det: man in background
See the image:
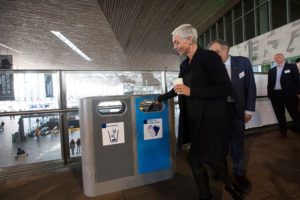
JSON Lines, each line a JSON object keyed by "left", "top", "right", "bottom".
{"left": 267, "top": 53, "right": 300, "bottom": 137}
{"left": 208, "top": 39, "right": 256, "bottom": 192}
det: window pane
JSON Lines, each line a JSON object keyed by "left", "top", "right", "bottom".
{"left": 256, "top": 0, "right": 267, "bottom": 6}
{"left": 0, "top": 72, "right": 60, "bottom": 112}
{"left": 245, "top": 11, "right": 255, "bottom": 40}
{"left": 291, "top": 0, "right": 300, "bottom": 22}
{"left": 211, "top": 25, "right": 217, "bottom": 41}
{"left": 257, "top": 3, "right": 269, "bottom": 35}
{"left": 68, "top": 111, "right": 80, "bottom": 158}
{"left": 271, "top": 0, "right": 287, "bottom": 29}
{"left": 65, "top": 71, "right": 162, "bottom": 108}
{"left": 234, "top": 3, "right": 242, "bottom": 20}
{"left": 205, "top": 30, "right": 210, "bottom": 47}
{"left": 225, "top": 12, "right": 233, "bottom": 46}
{"left": 234, "top": 18, "right": 243, "bottom": 44}
{"left": 217, "top": 18, "right": 224, "bottom": 40}
{"left": 199, "top": 34, "right": 205, "bottom": 48}
{"left": 244, "top": 0, "right": 254, "bottom": 13}
{"left": 0, "top": 114, "right": 62, "bottom": 167}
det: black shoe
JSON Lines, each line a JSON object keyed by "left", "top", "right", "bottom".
{"left": 234, "top": 175, "right": 252, "bottom": 190}
{"left": 225, "top": 183, "right": 244, "bottom": 200}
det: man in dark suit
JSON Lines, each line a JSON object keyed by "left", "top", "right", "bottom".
{"left": 267, "top": 53, "right": 300, "bottom": 137}
{"left": 208, "top": 39, "right": 256, "bottom": 191}
{"left": 157, "top": 24, "right": 244, "bottom": 200}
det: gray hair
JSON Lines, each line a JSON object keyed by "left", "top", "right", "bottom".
{"left": 172, "top": 24, "right": 198, "bottom": 43}
{"left": 207, "top": 39, "right": 230, "bottom": 50}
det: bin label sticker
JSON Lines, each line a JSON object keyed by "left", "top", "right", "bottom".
{"left": 101, "top": 122, "right": 125, "bottom": 146}
{"left": 143, "top": 118, "right": 163, "bottom": 140}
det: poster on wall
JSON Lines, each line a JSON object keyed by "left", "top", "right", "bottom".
{"left": 44, "top": 74, "right": 53, "bottom": 97}
{"left": 0, "top": 55, "right": 14, "bottom": 101}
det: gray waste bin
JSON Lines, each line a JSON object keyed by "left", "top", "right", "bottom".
{"left": 79, "top": 95, "right": 175, "bottom": 197}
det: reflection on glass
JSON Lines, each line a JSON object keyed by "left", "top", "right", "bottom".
{"left": 66, "top": 71, "right": 162, "bottom": 108}
{"left": 245, "top": 11, "right": 255, "bottom": 40}
{"left": 291, "top": 0, "right": 300, "bottom": 21}
{"left": 234, "top": 18, "right": 243, "bottom": 44}
{"left": 217, "top": 18, "right": 224, "bottom": 40}
{"left": 205, "top": 30, "right": 210, "bottom": 47}
{"left": 233, "top": 3, "right": 242, "bottom": 20}
{"left": 199, "top": 35, "right": 205, "bottom": 48}
{"left": 0, "top": 72, "right": 59, "bottom": 112}
{"left": 211, "top": 25, "right": 217, "bottom": 41}
{"left": 0, "top": 114, "right": 62, "bottom": 167}
{"left": 244, "top": 0, "right": 254, "bottom": 13}
{"left": 271, "top": 0, "right": 287, "bottom": 29}
{"left": 225, "top": 12, "right": 233, "bottom": 46}
{"left": 67, "top": 112, "right": 80, "bottom": 158}
{"left": 257, "top": 3, "right": 269, "bottom": 35}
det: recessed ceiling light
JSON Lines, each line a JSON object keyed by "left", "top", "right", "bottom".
{"left": 0, "top": 43, "right": 22, "bottom": 53}
{"left": 51, "top": 31, "right": 91, "bottom": 61}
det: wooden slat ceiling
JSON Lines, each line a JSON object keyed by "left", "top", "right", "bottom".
{"left": 0, "top": 0, "right": 238, "bottom": 71}
{"left": 97, "top": 0, "right": 239, "bottom": 70}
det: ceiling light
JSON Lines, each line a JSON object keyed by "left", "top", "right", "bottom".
{"left": 0, "top": 43, "right": 22, "bottom": 53}
{"left": 51, "top": 31, "right": 91, "bottom": 61}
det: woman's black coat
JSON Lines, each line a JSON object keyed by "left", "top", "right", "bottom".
{"left": 158, "top": 47, "right": 232, "bottom": 162}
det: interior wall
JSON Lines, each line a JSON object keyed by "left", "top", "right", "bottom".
{"left": 230, "top": 19, "right": 300, "bottom": 64}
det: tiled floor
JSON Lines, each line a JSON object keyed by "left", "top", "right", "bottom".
{"left": 0, "top": 130, "right": 300, "bottom": 200}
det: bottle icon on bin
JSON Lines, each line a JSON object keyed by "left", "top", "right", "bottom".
{"left": 147, "top": 125, "right": 160, "bottom": 137}
{"left": 108, "top": 128, "right": 119, "bottom": 143}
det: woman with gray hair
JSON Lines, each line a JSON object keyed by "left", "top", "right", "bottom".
{"left": 157, "top": 24, "right": 244, "bottom": 200}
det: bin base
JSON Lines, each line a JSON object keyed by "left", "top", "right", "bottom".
{"left": 83, "top": 169, "right": 173, "bottom": 197}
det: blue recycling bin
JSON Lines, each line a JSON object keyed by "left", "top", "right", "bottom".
{"left": 134, "top": 95, "right": 171, "bottom": 174}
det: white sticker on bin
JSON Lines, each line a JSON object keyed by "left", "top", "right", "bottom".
{"left": 143, "top": 118, "right": 163, "bottom": 140}
{"left": 102, "top": 122, "right": 125, "bottom": 146}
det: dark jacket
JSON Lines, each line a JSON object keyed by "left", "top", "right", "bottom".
{"left": 158, "top": 47, "right": 232, "bottom": 162}
{"left": 230, "top": 56, "right": 256, "bottom": 118}
{"left": 267, "top": 63, "right": 300, "bottom": 98}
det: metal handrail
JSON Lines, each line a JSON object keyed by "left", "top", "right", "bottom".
{"left": 0, "top": 108, "right": 79, "bottom": 117}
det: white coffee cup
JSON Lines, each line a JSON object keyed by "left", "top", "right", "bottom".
{"left": 173, "top": 78, "right": 183, "bottom": 87}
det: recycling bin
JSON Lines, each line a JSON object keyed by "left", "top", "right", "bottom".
{"left": 134, "top": 95, "right": 172, "bottom": 174}
{"left": 79, "top": 95, "right": 175, "bottom": 197}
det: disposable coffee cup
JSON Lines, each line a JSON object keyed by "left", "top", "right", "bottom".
{"left": 173, "top": 78, "right": 183, "bottom": 87}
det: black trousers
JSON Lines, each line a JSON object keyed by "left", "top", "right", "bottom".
{"left": 270, "top": 90, "right": 300, "bottom": 133}
{"left": 188, "top": 158, "right": 233, "bottom": 198}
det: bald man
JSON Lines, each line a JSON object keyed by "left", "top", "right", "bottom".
{"left": 267, "top": 53, "right": 300, "bottom": 138}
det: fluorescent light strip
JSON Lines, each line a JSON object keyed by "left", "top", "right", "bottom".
{"left": 0, "top": 43, "right": 22, "bottom": 53}
{"left": 51, "top": 31, "right": 91, "bottom": 61}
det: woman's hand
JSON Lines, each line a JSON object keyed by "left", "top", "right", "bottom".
{"left": 174, "top": 84, "right": 190, "bottom": 96}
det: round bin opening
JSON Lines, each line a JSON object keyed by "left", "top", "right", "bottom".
{"left": 139, "top": 99, "right": 164, "bottom": 112}
{"left": 97, "top": 100, "right": 126, "bottom": 115}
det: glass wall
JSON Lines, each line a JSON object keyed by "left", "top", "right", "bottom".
{"left": 0, "top": 113, "right": 61, "bottom": 167}
{"left": 199, "top": 0, "right": 300, "bottom": 46}
{"left": 65, "top": 71, "right": 162, "bottom": 108}
{"left": 0, "top": 70, "right": 168, "bottom": 169}
{"left": 0, "top": 71, "right": 60, "bottom": 112}
{"left": 271, "top": 0, "right": 287, "bottom": 29}
{"left": 290, "top": 0, "right": 300, "bottom": 21}
{"left": 217, "top": 18, "right": 224, "bottom": 40}
{"left": 225, "top": 12, "right": 233, "bottom": 46}
{"left": 257, "top": 2, "right": 270, "bottom": 35}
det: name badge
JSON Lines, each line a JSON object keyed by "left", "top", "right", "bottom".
{"left": 284, "top": 70, "right": 291, "bottom": 74}
{"left": 239, "top": 71, "right": 245, "bottom": 79}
